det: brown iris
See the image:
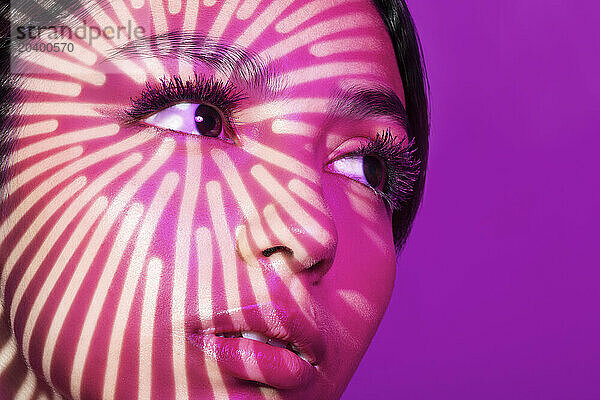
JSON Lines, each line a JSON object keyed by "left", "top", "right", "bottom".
{"left": 363, "top": 155, "right": 386, "bottom": 190}
{"left": 194, "top": 104, "right": 222, "bottom": 137}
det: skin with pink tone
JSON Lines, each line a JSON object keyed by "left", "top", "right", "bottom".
{"left": 0, "top": 0, "right": 413, "bottom": 399}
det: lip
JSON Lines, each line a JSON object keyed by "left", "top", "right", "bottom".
{"left": 185, "top": 302, "right": 325, "bottom": 389}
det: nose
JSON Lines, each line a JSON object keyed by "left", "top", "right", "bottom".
{"left": 235, "top": 172, "right": 337, "bottom": 284}
{"left": 239, "top": 210, "right": 337, "bottom": 283}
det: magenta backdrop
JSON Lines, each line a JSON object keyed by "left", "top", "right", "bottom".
{"left": 343, "top": 1, "right": 600, "bottom": 399}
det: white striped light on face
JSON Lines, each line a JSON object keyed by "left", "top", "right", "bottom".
{"left": 0, "top": 0, "right": 410, "bottom": 399}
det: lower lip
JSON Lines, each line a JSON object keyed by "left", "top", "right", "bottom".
{"left": 188, "top": 334, "right": 316, "bottom": 389}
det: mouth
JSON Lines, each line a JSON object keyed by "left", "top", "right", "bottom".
{"left": 185, "top": 303, "right": 324, "bottom": 390}
{"left": 213, "top": 330, "right": 314, "bottom": 365}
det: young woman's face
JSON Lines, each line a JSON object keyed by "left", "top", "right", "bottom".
{"left": 1, "top": 0, "right": 413, "bottom": 398}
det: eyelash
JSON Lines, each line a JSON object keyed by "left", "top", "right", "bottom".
{"left": 346, "top": 129, "right": 421, "bottom": 212}
{"left": 124, "top": 74, "right": 247, "bottom": 132}
{"left": 125, "top": 75, "right": 420, "bottom": 212}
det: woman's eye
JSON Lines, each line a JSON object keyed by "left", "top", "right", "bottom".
{"left": 328, "top": 155, "right": 386, "bottom": 191}
{"left": 143, "top": 103, "right": 225, "bottom": 139}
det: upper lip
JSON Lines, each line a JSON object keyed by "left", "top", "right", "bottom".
{"left": 185, "top": 302, "right": 325, "bottom": 366}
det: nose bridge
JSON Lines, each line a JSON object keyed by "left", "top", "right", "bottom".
{"left": 235, "top": 163, "right": 338, "bottom": 280}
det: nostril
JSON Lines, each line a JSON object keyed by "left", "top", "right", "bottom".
{"left": 262, "top": 246, "right": 293, "bottom": 258}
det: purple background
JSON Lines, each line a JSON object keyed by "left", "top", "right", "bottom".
{"left": 343, "top": 1, "right": 600, "bottom": 399}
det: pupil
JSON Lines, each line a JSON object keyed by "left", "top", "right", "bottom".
{"left": 363, "top": 155, "right": 385, "bottom": 189}
{"left": 194, "top": 104, "right": 222, "bottom": 137}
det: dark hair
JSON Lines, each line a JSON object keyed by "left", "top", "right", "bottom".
{"left": 0, "top": 0, "right": 428, "bottom": 252}
{"left": 0, "top": 3, "right": 20, "bottom": 208}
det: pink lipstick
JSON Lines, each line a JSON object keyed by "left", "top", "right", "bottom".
{"left": 186, "top": 302, "right": 324, "bottom": 389}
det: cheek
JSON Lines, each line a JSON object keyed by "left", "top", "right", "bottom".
{"left": 317, "top": 171, "right": 396, "bottom": 371}
{"left": 322, "top": 171, "right": 396, "bottom": 291}
{"left": 0, "top": 131, "right": 183, "bottom": 397}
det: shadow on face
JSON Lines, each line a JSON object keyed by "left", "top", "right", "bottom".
{"left": 0, "top": 0, "right": 424, "bottom": 399}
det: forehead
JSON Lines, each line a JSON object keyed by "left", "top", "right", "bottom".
{"left": 32, "top": 0, "right": 405, "bottom": 102}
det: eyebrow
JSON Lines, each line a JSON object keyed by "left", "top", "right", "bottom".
{"left": 106, "top": 32, "right": 407, "bottom": 129}
{"left": 328, "top": 85, "right": 408, "bottom": 130}
{"left": 104, "top": 31, "right": 283, "bottom": 95}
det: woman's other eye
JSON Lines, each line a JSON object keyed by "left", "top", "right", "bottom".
{"left": 325, "top": 131, "right": 420, "bottom": 212}
{"left": 144, "top": 103, "right": 226, "bottom": 140}
{"left": 327, "top": 155, "right": 386, "bottom": 191}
